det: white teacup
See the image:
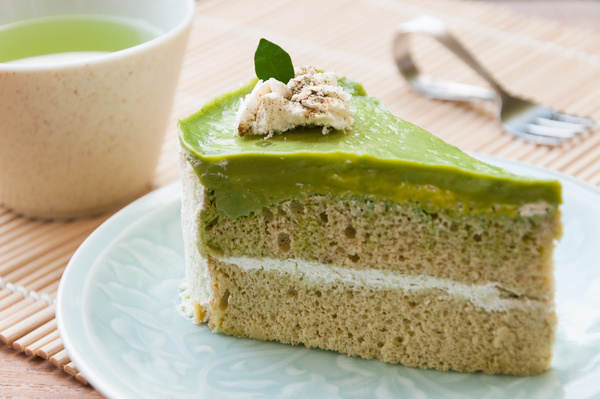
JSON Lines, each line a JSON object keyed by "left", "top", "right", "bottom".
{"left": 0, "top": 0, "right": 194, "bottom": 219}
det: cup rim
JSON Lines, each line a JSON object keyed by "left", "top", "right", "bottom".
{"left": 0, "top": 0, "right": 195, "bottom": 71}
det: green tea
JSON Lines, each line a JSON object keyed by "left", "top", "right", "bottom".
{"left": 0, "top": 14, "right": 162, "bottom": 63}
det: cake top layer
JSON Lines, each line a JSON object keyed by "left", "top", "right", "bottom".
{"left": 179, "top": 77, "right": 561, "bottom": 218}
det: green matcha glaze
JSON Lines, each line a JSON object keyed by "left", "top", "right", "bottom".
{"left": 178, "top": 78, "right": 561, "bottom": 219}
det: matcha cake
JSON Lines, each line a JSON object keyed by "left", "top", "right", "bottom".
{"left": 178, "top": 51, "right": 561, "bottom": 375}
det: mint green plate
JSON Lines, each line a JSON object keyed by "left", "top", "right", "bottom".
{"left": 57, "top": 155, "right": 600, "bottom": 399}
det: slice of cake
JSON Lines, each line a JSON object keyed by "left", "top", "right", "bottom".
{"left": 178, "top": 44, "right": 561, "bottom": 376}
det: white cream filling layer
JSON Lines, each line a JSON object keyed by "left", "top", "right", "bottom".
{"left": 220, "top": 256, "right": 540, "bottom": 313}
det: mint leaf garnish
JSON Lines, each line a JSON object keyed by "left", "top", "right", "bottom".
{"left": 254, "top": 38, "right": 295, "bottom": 84}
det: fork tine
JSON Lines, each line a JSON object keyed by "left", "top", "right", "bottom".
{"left": 550, "top": 112, "right": 597, "bottom": 128}
{"left": 525, "top": 124, "right": 579, "bottom": 139}
{"left": 503, "top": 126, "right": 564, "bottom": 146}
{"left": 535, "top": 117, "right": 587, "bottom": 133}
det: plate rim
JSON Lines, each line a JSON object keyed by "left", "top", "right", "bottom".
{"left": 56, "top": 181, "right": 182, "bottom": 398}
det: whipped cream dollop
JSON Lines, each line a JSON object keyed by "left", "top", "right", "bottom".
{"left": 234, "top": 66, "right": 355, "bottom": 137}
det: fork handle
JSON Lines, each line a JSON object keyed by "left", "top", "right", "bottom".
{"left": 394, "top": 15, "right": 503, "bottom": 103}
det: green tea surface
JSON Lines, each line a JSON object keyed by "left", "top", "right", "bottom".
{"left": 0, "top": 14, "right": 161, "bottom": 63}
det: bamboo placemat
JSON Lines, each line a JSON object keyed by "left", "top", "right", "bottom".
{"left": 1, "top": 0, "right": 600, "bottom": 387}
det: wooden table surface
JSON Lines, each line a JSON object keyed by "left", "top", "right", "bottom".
{"left": 1, "top": 1, "right": 599, "bottom": 398}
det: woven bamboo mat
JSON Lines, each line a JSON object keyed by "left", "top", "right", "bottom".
{"left": 1, "top": 0, "right": 600, "bottom": 386}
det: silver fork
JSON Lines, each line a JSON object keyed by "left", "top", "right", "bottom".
{"left": 393, "top": 15, "right": 596, "bottom": 146}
